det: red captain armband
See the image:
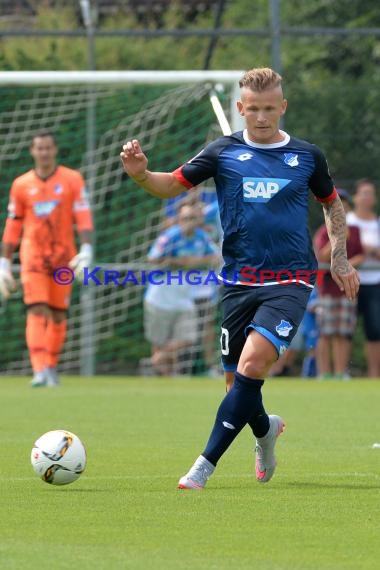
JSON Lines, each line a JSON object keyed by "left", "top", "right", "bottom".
{"left": 171, "top": 167, "right": 194, "bottom": 189}
{"left": 314, "top": 187, "right": 338, "bottom": 204}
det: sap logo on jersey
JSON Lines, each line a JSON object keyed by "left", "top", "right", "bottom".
{"left": 33, "top": 200, "right": 59, "bottom": 217}
{"left": 243, "top": 178, "right": 291, "bottom": 203}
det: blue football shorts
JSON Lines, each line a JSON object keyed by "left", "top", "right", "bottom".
{"left": 220, "top": 283, "right": 312, "bottom": 372}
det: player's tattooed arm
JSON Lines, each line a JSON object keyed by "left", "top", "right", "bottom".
{"left": 322, "top": 198, "right": 360, "bottom": 300}
{"left": 322, "top": 198, "right": 349, "bottom": 272}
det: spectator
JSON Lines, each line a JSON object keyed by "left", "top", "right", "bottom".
{"left": 162, "top": 195, "right": 222, "bottom": 377}
{"left": 346, "top": 179, "right": 380, "bottom": 378}
{"left": 144, "top": 203, "right": 219, "bottom": 376}
{"left": 314, "top": 189, "right": 364, "bottom": 379}
{"left": 203, "top": 198, "right": 223, "bottom": 247}
{"left": 162, "top": 187, "right": 215, "bottom": 230}
{"left": 190, "top": 203, "right": 222, "bottom": 377}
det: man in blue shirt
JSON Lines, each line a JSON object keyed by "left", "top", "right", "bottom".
{"left": 162, "top": 196, "right": 222, "bottom": 376}
{"left": 120, "top": 67, "right": 359, "bottom": 490}
{"left": 145, "top": 203, "right": 219, "bottom": 376}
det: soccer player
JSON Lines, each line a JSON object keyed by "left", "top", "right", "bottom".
{"left": 120, "top": 67, "right": 359, "bottom": 489}
{"left": 0, "top": 131, "right": 93, "bottom": 387}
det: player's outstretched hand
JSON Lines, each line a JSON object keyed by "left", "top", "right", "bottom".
{"left": 331, "top": 262, "right": 360, "bottom": 301}
{"left": 69, "top": 244, "right": 93, "bottom": 281}
{"left": 0, "top": 257, "right": 16, "bottom": 300}
{"left": 120, "top": 139, "right": 148, "bottom": 181}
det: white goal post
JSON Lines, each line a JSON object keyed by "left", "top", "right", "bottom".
{"left": 0, "top": 70, "right": 244, "bottom": 377}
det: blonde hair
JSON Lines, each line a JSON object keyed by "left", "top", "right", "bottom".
{"left": 239, "top": 67, "right": 282, "bottom": 92}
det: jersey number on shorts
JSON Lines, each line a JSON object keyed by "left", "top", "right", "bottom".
{"left": 220, "top": 327, "right": 229, "bottom": 355}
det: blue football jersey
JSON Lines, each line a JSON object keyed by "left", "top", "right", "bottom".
{"left": 173, "top": 130, "right": 336, "bottom": 285}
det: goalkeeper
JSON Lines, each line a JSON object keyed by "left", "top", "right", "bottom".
{"left": 0, "top": 131, "right": 93, "bottom": 387}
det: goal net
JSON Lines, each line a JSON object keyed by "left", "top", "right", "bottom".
{"left": 0, "top": 71, "right": 242, "bottom": 376}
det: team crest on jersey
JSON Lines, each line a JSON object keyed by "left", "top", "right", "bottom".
{"left": 33, "top": 200, "right": 59, "bottom": 217}
{"left": 283, "top": 153, "right": 299, "bottom": 167}
{"left": 275, "top": 320, "right": 293, "bottom": 337}
{"left": 243, "top": 178, "right": 290, "bottom": 203}
{"left": 54, "top": 184, "right": 63, "bottom": 194}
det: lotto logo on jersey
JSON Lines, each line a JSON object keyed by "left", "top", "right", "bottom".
{"left": 33, "top": 200, "right": 59, "bottom": 217}
{"left": 242, "top": 178, "right": 291, "bottom": 202}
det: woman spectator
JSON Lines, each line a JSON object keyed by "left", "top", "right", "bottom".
{"left": 346, "top": 179, "right": 380, "bottom": 378}
{"left": 314, "top": 189, "right": 364, "bottom": 379}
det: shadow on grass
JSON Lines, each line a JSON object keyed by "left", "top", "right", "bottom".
{"left": 53, "top": 488, "right": 114, "bottom": 493}
{"left": 184, "top": 479, "right": 380, "bottom": 492}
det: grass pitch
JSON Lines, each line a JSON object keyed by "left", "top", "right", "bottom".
{"left": 0, "top": 376, "right": 379, "bottom": 570}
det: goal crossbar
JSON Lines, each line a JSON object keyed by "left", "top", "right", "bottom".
{"left": 0, "top": 70, "right": 244, "bottom": 86}
{"left": 0, "top": 71, "right": 244, "bottom": 132}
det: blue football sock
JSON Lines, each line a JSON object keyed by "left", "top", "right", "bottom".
{"left": 202, "top": 372, "right": 265, "bottom": 466}
{"left": 247, "top": 397, "right": 270, "bottom": 438}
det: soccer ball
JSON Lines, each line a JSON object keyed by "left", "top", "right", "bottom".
{"left": 31, "top": 430, "right": 86, "bottom": 486}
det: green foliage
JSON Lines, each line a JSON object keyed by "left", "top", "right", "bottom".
{"left": 0, "top": 301, "right": 27, "bottom": 369}
{"left": 285, "top": 75, "right": 380, "bottom": 187}
{"left": 0, "top": 0, "right": 379, "bottom": 77}
{"left": 0, "top": 6, "right": 87, "bottom": 70}
{"left": 281, "top": 0, "right": 380, "bottom": 77}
